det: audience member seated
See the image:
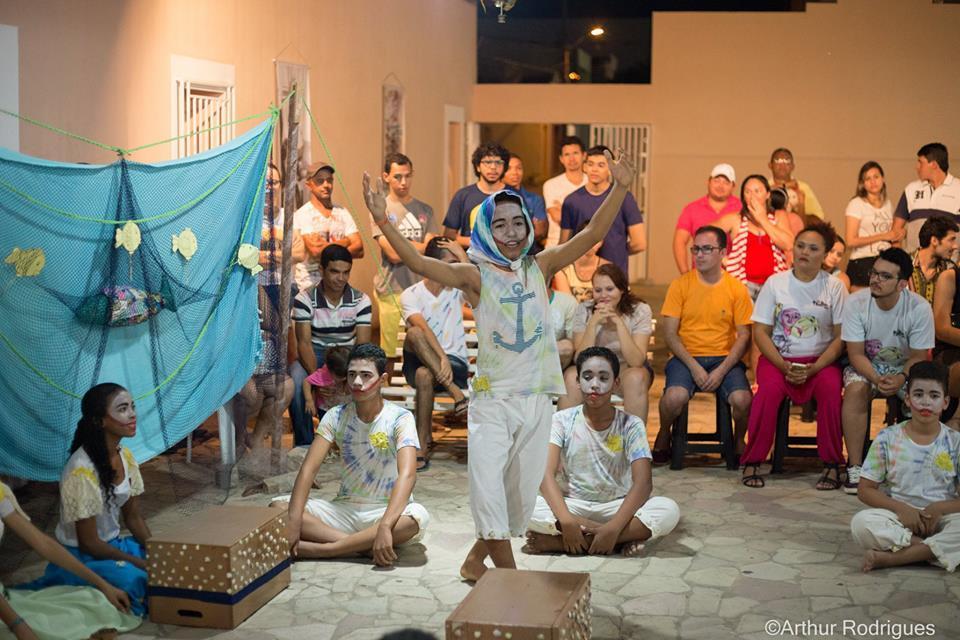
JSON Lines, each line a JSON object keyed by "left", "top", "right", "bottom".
{"left": 273, "top": 344, "right": 429, "bottom": 565}
{"left": 559, "top": 145, "right": 645, "bottom": 278}
{"left": 892, "top": 142, "right": 960, "bottom": 254}
{"left": 716, "top": 174, "right": 794, "bottom": 300}
{"left": 371, "top": 152, "right": 437, "bottom": 365}
{"left": 851, "top": 361, "right": 960, "bottom": 573}
{"left": 550, "top": 288, "right": 578, "bottom": 370}
{"left": 503, "top": 152, "right": 548, "bottom": 252}
{"left": 768, "top": 147, "right": 825, "bottom": 220}
{"left": 844, "top": 161, "right": 899, "bottom": 291}
{"left": 841, "top": 248, "right": 934, "bottom": 495}
{"left": 292, "top": 162, "right": 363, "bottom": 292}
{"left": 907, "top": 216, "right": 958, "bottom": 304}
{"left": 303, "top": 345, "right": 351, "bottom": 418}
{"left": 523, "top": 347, "right": 679, "bottom": 557}
{"left": 542, "top": 136, "right": 588, "bottom": 248}
{"left": 559, "top": 264, "right": 653, "bottom": 423}
{"left": 290, "top": 245, "right": 372, "bottom": 446}
{"left": 655, "top": 225, "right": 754, "bottom": 464}
{"left": 442, "top": 142, "right": 509, "bottom": 249}
{"left": 932, "top": 258, "right": 960, "bottom": 428}
{"left": 672, "top": 163, "right": 741, "bottom": 273}
{"left": 399, "top": 237, "right": 470, "bottom": 469}
{"left": 553, "top": 222, "right": 607, "bottom": 302}
{"left": 823, "top": 236, "right": 851, "bottom": 291}
{"left": 21, "top": 384, "right": 150, "bottom": 616}
{"left": 740, "top": 222, "right": 848, "bottom": 490}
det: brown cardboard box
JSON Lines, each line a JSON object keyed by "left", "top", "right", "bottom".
{"left": 445, "top": 569, "right": 591, "bottom": 640}
{"left": 146, "top": 505, "right": 290, "bottom": 629}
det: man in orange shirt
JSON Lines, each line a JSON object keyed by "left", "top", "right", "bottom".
{"left": 654, "top": 225, "right": 754, "bottom": 464}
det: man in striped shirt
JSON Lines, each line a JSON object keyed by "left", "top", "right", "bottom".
{"left": 290, "top": 245, "right": 372, "bottom": 445}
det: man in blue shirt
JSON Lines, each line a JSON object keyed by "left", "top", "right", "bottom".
{"left": 503, "top": 152, "right": 548, "bottom": 254}
{"left": 442, "top": 142, "right": 509, "bottom": 249}
{"left": 560, "top": 145, "right": 645, "bottom": 277}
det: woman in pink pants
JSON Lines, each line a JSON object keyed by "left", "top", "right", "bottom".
{"left": 741, "top": 221, "right": 849, "bottom": 489}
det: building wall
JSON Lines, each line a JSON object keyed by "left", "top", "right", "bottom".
{"left": 0, "top": 0, "right": 477, "bottom": 289}
{"left": 473, "top": 0, "right": 960, "bottom": 284}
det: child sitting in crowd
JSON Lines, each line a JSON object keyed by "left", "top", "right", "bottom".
{"left": 851, "top": 360, "right": 960, "bottom": 572}
{"left": 302, "top": 345, "right": 351, "bottom": 418}
{"left": 523, "top": 346, "right": 679, "bottom": 557}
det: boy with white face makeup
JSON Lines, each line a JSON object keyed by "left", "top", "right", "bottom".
{"left": 363, "top": 151, "right": 636, "bottom": 581}
{"left": 524, "top": 347, "right": 679, "bottom": 557}
{"left": 272, "top": 344, "right": 429, "bottom": 567}
{"left": 852, "top": 361, "right": 960, "bottom": 573}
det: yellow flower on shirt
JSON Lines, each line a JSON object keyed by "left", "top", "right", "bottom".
{"left": 369, "top": 432, "right": 390, "bottom": 452}
{"left": 934, "top": 451, "right": 953, "bottom": 473}
{"left": 472, "top": 375, "right": 491, "bottom": 393}
{"left": 605, "top": 435, "right": 623, "bottom": 453}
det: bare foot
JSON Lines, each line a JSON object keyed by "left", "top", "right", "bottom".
{"left": 621, "top": 540, "right": 646, "bottom": 557}
{"left": 862, "top": 549, "right": 890, "bottom": 572}
{"left": 459, "top": 557, "right": 487, "bottom": 583}
{"left": 521, "top": 531, "right": 564, "bottom": 555}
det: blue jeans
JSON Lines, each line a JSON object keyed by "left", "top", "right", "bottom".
{"left": 289, "top": 344, "right": 326, "bottom": 446}
{"left": 664, "top": 356, "right": 750, "bottom": 401}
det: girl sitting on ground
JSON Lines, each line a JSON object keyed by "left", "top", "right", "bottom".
{"left": 303, "top": 345, "right": 351, "bottom": 418}
{"left": 21, "top": 383, "right": 151, "bottom": 616}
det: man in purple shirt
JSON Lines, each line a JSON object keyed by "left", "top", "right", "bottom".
{"left": 673, "top": 163, "right": 742, "bottom": 273}
{"left": 559, "top": 145, "right": 645, "bottom": 277}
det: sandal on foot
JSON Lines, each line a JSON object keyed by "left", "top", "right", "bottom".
{"left": 452, "top": 396, "right": 469, "bottom": 415}
{"left": 815, "top": 463, "right": 842, "bottom": 491}
{"left": 416, "top": 456, "right": 431, "bottom": 472}
{"left": 741, "top": 464, "right": 765, "bottom": 488}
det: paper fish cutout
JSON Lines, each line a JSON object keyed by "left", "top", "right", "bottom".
{"left": 4, "top": 247, "right": 46, "bottom": 277}
{"left": 114, "top": 221, "right": 142, "bottom": 255}
{"left": 237, "top": 243, "right": 263, "bottom": 276}
{"left": 76, "top": 281, "right": 177, "bottom": 327}
{"left": 172, "top": 228, "right": 198, "bottom": 261}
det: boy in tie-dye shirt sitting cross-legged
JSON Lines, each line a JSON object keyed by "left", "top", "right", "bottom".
{"left": 524, "top": 347, "right": 680, "bottom": 557}
{"left": 272, "top": 344, "right": 429, "bottom": 566}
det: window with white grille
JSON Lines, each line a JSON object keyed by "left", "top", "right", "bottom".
{"left": 170, "top": 55, "right": 236, "bottom": 159}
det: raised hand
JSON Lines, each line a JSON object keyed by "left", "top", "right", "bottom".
{"left": 606, "top": 148, "right": 636, "bottom": 187}
{"left": 436, "top": 236, "right": 468, "bottom": 263}
{"left": 362, "top": 172, "right": 388, "bottom": 223}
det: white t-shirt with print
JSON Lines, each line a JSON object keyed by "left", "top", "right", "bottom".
{"left": 550, "top": 405, "right": 651, "bottom": 503}
{"left": 316, "top": 401, "right": 420, "bottom": 505}
{"left": 845, "top": 197, "right": 894, "bottom": 260}
{"left": 55, "top": 446, "right": 144, "bottom": 548}
{"left": 861, "top": 422, "right": 960, "bottom": 509}
{"left": 752, "top": 270, "right": 847, "bottom": 358}
{"left": 293, "top": 201, "right": 359, "bottom": 291}
{"left": 841, "top": 289, "right": 934, "bottom": 372}
{"left": 400, "top": 281, "right": 467, "bottom": 361}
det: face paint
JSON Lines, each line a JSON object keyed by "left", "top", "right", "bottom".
{"left": 490, "top": 201, "right": 529, "bottom": 256}
{"left": 348, "top": 360, "right": 382, "bottom": 396}
{"left": 578, "top": 356, "right": 615, "bottom": 399}
{"left": 906, "top": 379, "right": 947, "bottom": 419}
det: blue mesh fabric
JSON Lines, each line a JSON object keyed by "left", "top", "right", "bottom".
{"left": 0, "top": 120, "right": 274, "bottom": 480}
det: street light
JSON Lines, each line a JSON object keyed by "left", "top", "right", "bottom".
{"left": 563, "top": 25, "right": 605, "bottom": 83}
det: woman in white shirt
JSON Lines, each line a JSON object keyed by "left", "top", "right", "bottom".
{"left": 845, "top": 161, "right": 901, "bottom": 290}
{"left": 22, "top": 383, "right": 151, "bottom": 617}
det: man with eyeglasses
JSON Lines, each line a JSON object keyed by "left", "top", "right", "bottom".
{"left": 841, "top": 247, "right": 934, "bottom": 494}
{"left": 442, "top": 142, "right": 509, "bottom": 248}
{"left": 654, "top": 225, "right": 754, "bottom": 464}
{"left": 673, "top": 163, "right": 742, "bottom": 273}
{"left": 559, "top": 145, "right": 645, "bottom": 277}
{"left": 769, "top": 148, "right": 824, "bottom": 220}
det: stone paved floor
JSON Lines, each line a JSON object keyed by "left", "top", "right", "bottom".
{"left": 2, "top": 284, "right": 958, "bottom": 639}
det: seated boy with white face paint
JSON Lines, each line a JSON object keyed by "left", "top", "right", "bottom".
{"left": 272, "top": 344, "right": 429, "bottom": 566}
{"left": 524, "top": 346, "right": 680, "bottom": 557}
{"left": 851, "top": 360, "right": 960, "bottom": 573}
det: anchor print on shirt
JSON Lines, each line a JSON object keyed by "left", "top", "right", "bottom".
{"left": 492, "top": 283, "right": 543, "bottom": 353}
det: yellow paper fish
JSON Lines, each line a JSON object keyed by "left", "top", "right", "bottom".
{"left": 172, "top": 228, "right": 198, "bottom": 261}
{"left": 237, "top": 243, "right": 263, "bottom": 276}
{"left": 114, "top": 221, "right": 141, "bottom": 255}
{"left": 4, "top": 247, "right": 46, "bottom": 277}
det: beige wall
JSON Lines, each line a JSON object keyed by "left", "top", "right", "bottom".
{"left": 473, "top": 0, "right": 960, "bottom": 284}
{"left": 0, "top": 0, "right": 476, "bottom": 290}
